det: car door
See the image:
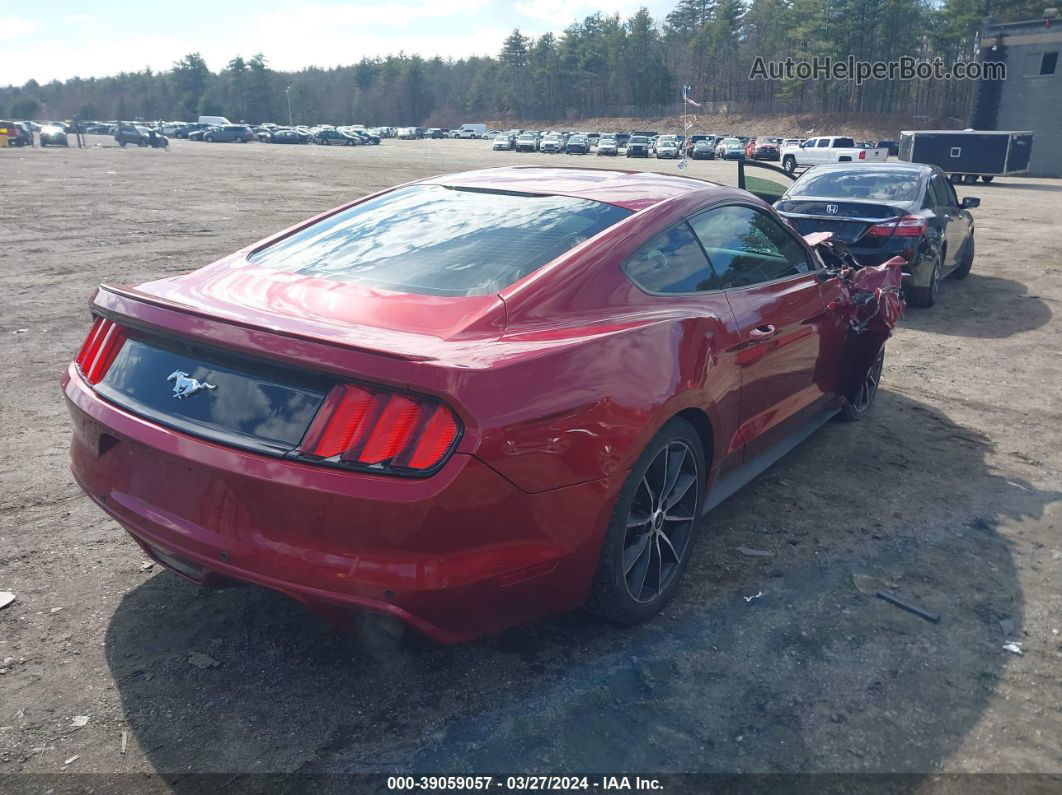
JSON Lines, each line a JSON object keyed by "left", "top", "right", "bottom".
{"left": 687, "top": 203, "right": 842, "bottom": 463}
{"left": 621, "top": 221, "right": 746, "bottom": 482}
{"left": 922, "top": 173, "right": 957, "bottom": 268}
{"left": 932, "top": 173, "right": 971, "bottom": 272}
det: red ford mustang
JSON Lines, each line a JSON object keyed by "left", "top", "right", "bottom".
{"left": 64, "top": 167, "right": 903, "bottom": 642}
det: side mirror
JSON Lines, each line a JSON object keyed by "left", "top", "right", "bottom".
{"left": 961, "top": 197, "right": 980, "bottom": 209}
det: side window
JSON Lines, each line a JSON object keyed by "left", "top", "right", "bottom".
{"left": 623, "top": 223, "right": 715, "bottom": 294}
{"left": 816, "top": 139, "right": 831, "bottom": 148}
{"left": 927, "top": 177, "right": 952, "bottom": 208}
{"left": 923, "top": 178, "right": 940, "bottom": 209}
{"left": 689, "top": 205, "right": 813, "bottom": 290}
{"left": 941, "top": 178, "right": 960, "bottom": 207}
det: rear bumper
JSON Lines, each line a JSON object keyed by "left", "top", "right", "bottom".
{"left": 64, "top": 366, "right": 621, "bottom": 642}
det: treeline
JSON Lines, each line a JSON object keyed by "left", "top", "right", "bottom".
{"left": 0, "top": 0, "right": 1047, "bottom": 126}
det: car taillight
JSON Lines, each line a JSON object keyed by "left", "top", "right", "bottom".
{"left": 74, "top": 317, "right": 127, "bottom": 384}
{"left": 866, "top": 214, "right": 927, "bottom": 238}
{"left": 859, "top": 150, "right": 867, "bottom": 160}
{"left": 300, "top": 383, "right": 460, "bottom": 474}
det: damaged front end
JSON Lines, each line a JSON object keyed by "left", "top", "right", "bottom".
{"left": 810, "top": 234, "right": 907, "bottom": 405}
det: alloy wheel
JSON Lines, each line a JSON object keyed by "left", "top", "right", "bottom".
{"left": 622, "top": 441, "right": 699, "bottom": 604}
{"left": 851, "top": 351, "right": 884, "bottom": 413}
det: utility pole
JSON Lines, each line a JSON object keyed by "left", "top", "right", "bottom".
{"left": 285, "top": 85, "right": 293, "bottom": 126}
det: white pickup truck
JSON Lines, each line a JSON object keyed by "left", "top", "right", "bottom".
{"left": 780, "top": 136, "right": 888, "bottom": 173}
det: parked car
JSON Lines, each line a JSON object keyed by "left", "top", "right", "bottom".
{"left": 114, "top": 123, "right": 150, "bottom": 147}
{"left": 746, "top": 137, "right": 781, "bottom": 161}
{"left": 39, "top": 124, "right": 69, "bottom": 147}
{"left": 625, "top": 135, "right": 651, "bottom": 158}
{"left": 690, "top": 139, "right": 715, "bottom": 160}
{"left": 492, "top": 134, "right": 515, "bottom": 151}
{"left": 171, "top": 123, "right": 205, "bottom": 139}
{"left": 315, "top": 129, "right": 361, "bottom": 146}
{"left": 565, "top": 134, "right": 590, "bottom": 154}
{"left": 268, "top": 128, "right": 304, "bottom": 144}
{"left": 774, "top": 162, "right": 978, "bottom": 307}
{"left": 539, "top": 133, "right": 564, "bottom": 153}
{"left": 8, "top": 121, "right": 34, "bottom": 146}
{"left": 348, "top": 129, "right": 380, "bottom": 145}
{"left": 781, "top": 136, "right": 888, "bottom": 173}
{"left": 715, "top": 137, "right": 745, "bottom": 159}
{"left": 515, "top": 133, "right": 539, "bottom": 152}
{"left": 0, "top": 120, "right": 19, "bottom": 146}
{"left": 187, "top": 127, "right": 212, "bottom": 141}
{"left": 655, "top": 135, "right": 681, "bottom": 159}
{"left": 455, "top": 123, "right": 487, "bottom": 138}
{"left": 64, "top": 165, "right": 904, "bottom": 642}
{"left": 596, "top": 135, "right": 619, "bottom": 156}
{"left": 876, "top": 140, "right": 899, "bottom": 157}
{"left": 204, "top": 125, "right": 254, "bottom": 143}
{"left": 396, "top": 127, "right": 420, "bottom": 140}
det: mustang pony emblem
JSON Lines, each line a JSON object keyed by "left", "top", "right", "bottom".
{"left": 167, "top": 371, "right": 217, "bottom": 399}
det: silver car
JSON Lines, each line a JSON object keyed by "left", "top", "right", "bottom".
{"left": 596, "top": 136, "right": 618, "bottom": 156}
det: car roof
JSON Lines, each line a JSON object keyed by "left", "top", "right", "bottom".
{"left": 421, "top": 166, "right": 720, "bottom": 212}
{"left": 806, "top": 162, "right": 932, "bottom": 174}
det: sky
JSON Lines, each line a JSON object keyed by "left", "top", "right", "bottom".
{"left": 1, "top": 1, "right": 675, "bottom": 86}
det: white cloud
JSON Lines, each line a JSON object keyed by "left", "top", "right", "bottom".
{"left": 0, "top": 16, "right": 40, "bottom": 40}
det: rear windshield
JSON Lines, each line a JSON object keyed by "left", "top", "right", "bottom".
{"left": 789, "top": 169, "right": 923, "bottom": 202}
{"left": 248, "top": 185, "right": 631, "bottom": 296}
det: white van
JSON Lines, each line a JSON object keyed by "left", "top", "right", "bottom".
{"left": 198, "top": 115, "right": 232, "bottom": 127}
{"left": 456, "top": 123, "right": 487, "bottom": 139}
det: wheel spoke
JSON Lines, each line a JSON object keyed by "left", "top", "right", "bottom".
{"left": 658, "top": 529, "right": 680, "bottom": 563}
{"left": 640, "top": 475, "right": 657, "bottom": 512}
{"left": 624, "top": 530, "right": 652, "bottom": 576}
{"left": 663, "top": 471, "right": 696, "bottom": 511}
{"left": 629, "top": 535, "right": 652, "bottom": 597}
{"left": 662, "top": 444, "right": 686, "bottom": 502}
{"left": 663, "top": 512, "right": 694, "bottom": 522}
{"left": 627, "top": 511, "right": 651, "bottom": 529}
{"left": 654, "top": 534, "right": 664, "bottom": 595}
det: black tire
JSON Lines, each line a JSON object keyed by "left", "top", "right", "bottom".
{"left": 235, "top": 136, "right": 245, "bottom": 143}
{"left": 205, "top": 135, "right": 214, "bottom": 142}
{"left": 782, "top": 155, "right": 796, "bottom": 174}
{"left": 840, "top": 349, "right": 884, "bottom": 422}
{"left": 586, "top": 417, "right": 705, "bottom": 625}
{"left": 909, "top": 250, "right": 943, "bottom": 308}
{"left": 118, "top": 141, "right": 126, "bottom": 148}
{"left": 981, "top": 175, "right": 994, "bottom": 183}
{"left": 950, "top": 235, "right": 974, "bottom": 280}
{"left": 950, "top": 173, "right": 961, "bottom": 183}
{"left": 963, "top": 174, "right": 979, "bottom": 185}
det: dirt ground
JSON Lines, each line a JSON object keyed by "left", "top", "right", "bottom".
{"left": 1, "top": 136, "right": 1060, "bottom": 787}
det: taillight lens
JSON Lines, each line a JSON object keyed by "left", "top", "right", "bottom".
{"left": 300, "top": 384, "right": 460, "bottom": 474}
{"left": 859, "top": 150, "right": 867, "bottom": 160}
{"left": 74, "top": 317, "right": 127, "bottom": 384}
{"left": 866, "top": 214, "right": 927, "bottom": 238}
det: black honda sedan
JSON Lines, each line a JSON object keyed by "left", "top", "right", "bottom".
{"left": 774, "top": 163, "right": 979, "bottom": 308}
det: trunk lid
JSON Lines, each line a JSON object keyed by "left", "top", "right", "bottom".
{"left": 775, "top": 199, "right": 912, "bottom": 243}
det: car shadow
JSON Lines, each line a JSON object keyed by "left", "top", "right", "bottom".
{"left": 903, "top": 272, "right": 1052, "bottom": 338}
{"left": 104, "top": 391, "right": 1059, "bottom": 782}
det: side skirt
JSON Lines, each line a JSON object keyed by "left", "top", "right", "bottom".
{"left": 702, "top": 406, "right": 840, "bottom": 514}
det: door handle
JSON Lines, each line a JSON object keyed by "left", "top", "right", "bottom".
{"left": 749, "top": 324, "right": 777, "bottom": 339}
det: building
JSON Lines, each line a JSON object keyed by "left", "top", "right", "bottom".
{"left": 971, "top": 9, "right": 1062, "bottom": 177}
